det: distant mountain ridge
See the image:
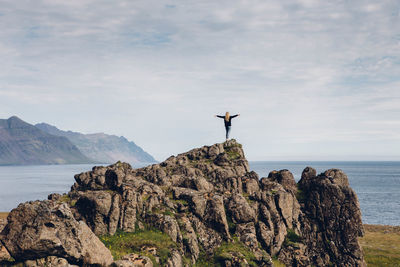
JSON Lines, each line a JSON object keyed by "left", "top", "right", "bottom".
{"left": 0, "top": 116, "right": 92, "bottom": 165}
{"left": 35, "top": 122, "right": 156, "bottom": 164}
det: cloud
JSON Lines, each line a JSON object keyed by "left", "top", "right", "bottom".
{"left": 0, "top": 0, "right": 400, "bottom": 160}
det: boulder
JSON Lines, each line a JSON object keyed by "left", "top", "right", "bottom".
{"left": 111, "top": 253, "right": 153, "bottom": 267}
{"left": 226, "top": 194, "right": 256, "bottom": 224}
{"left": 267, "top": 170, "right": 297, "bottom": 193}
{"left": 0, "top": 201, "right": 113, "bottom": 266}
{"left": 23, "top": 256, "right": 79, "bottom": 267}
{"left": 166, "top": 250, "right": 182, "bottom": 267}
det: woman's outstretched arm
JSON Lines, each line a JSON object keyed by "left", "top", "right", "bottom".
{"left": 215, "top": 115, "right": 225, "bottom": 118}
{"left": 230, "top": 114, "right": 240, "bottom": 119}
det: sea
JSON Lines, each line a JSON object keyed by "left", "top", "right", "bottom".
{"left": 0, "top": 161, "right": 399, "bottom": 226}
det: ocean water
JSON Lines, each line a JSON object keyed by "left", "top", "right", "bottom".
{"left": 0, "top": 161, "right": 398, "bottom": 225}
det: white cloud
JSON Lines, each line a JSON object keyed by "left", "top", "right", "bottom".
{"left": 0, "top": 0, "right": 400, "bottom": 160}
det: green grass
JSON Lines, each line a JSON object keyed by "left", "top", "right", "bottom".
{"left": 286, "top": 229, "right": 302, "bottom": 243}
{"left": 225, "top": 150, "right": 241, "bottom": 160}
{"left": 283, "top": 229, "right": 302, "bottom": 248}
{"left": 295, "top": 188, "right": 306, "bottom": 202}
{"left": 214, "top": 239, "right": 258, "bottom": 267}
{"left": 272, "top": 257, "right": 286, "bottom": 267}
{"left": 172, "top": 199, "right": 189, "bottom": 205}
{"left": 360, "top": 224, "right": 400, "bottom": 267}
{"left": 100, "top": 228, "right": 178, "bottom": 266}
{"left": 57, "top": 194, "right": 77, "bottom": 207}
{"left": 193, "top": 239, "right": 258, "bottom": 267}
{"left": 223, "top": 142, "right": 242, "bottom": 161}
{"left": 225, "top": 213, "right": 236, "bottom": 234}
{"left": 194, "top": 250, "right": 217, "bottom": 266}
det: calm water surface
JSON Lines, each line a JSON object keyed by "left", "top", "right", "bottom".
{"left": 0, "top": 161, "right": 398, "bottom": 225}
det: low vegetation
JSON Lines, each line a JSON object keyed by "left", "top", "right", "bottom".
{"left": 295, "top": 187, "right": 306, "bottom": 202}
{"left": 99, "top": 227, "right": 178, "bottom": 266}
{"left": 224, "top": 141, "right": 242, "bottom": 160}
{"left": 283, "top": 228, "right": 302, "bottom": 248}
{"left": 0, "top": 212, "right": 8, "bottom": 219}
{"left": 272, "top": 257, "right": 286, "bottom": 267}
{"left": 360, "top": 224, "right": 400, "bottom": 267}
{"left": 57, "top": 194, "right": 77, "bottom": 207}
{"left": 214, "top": 240, "right": 258, "bottom": 266}
{"left": 194, "top": 238, "right": 258, "bottom": 267}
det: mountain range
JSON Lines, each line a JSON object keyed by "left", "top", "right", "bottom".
{"left": 35, "top": 122, "right": 156, "bottom": 164}
{"left": 0, "top": 116, "right": 156, "bottom": 165}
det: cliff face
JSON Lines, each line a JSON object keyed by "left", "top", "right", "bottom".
{"left": 0, "top": 140, "right": 365, "bottom": 266}
{"left": 36, "top": 123, "right": 156, "bottom": 164}
{"left": 0, "top": 116, "right": 93, "bottom": 165}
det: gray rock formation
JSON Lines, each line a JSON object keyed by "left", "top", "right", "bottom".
{"left": 296, "top": 167, "right": 365, "bottom": 266}
{"left": 0, "top": 140, "right": 365, "bottom": 266}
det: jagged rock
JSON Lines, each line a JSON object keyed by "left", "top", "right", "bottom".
{"left": 179, "top": 216, "right": 200, "bottom": 261}
{"left": 1, "top": 139, "right": 366, "bottom": 267}
{"left": 324, "top": 168, "right": 350, "bottom": 186}
{"left": 242, "top": 171, "right": 260, "bottom": 195}
{"left": 172, "top": 187, "right": 207, "bottom": 218}
{"left": 298, "top": 167, "right": 365, "bottom": 266}
{"left": 73, "top": 190, "right": 115, "bottom": 235}
{"left": 226, "top": 194, "right": 256, "bottom": 224}
{"left": 178, "top": 176, "right": 214, "bottom": 192}
{"left": 191, "top": 216, "right": 223, "bottom": 254}
{"left": 220, "top": 252, "right": 250, "bottom": 267}
{"left": 0, "top": 217, "right": 11, "bottom": 262}
{"left": 203, "top": 195, "right": 231, "bottom": 240}
{"left": 166, "top": 250, "right": 183, "bottom": 267}
{"left": 0, "top": 201, "right": 113, "bottom": 266}
{"left": 23, "top": 256, "right": 79, "bottom": 267}
{"left": 235, "top": 222, "right": 259, "bottom": 251}
{"left": 146, "top": 214, "right": 182, "bottom": 243}
{"left": 274, "top": 190, "right": 300, "bottom": 230}
{"left": 267, "top": 169, "right": 297, "bottom": 193}
{"left": 111, "top": 253, "right": 153, "bottom": 267}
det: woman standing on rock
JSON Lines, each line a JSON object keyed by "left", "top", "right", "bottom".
{"left": 215, "top": 112, "right": 240, "bottom": 140}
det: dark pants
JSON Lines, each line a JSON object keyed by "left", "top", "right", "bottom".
{"left": 225, "top": 126, "right": 231, "bottom": 139}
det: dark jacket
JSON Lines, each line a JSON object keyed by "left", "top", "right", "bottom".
{"left": 217, "top": 115, "right": 238, "bottom": 127}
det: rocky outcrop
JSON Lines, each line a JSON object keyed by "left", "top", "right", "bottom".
{"left": 297, "top": 167, "right": 365, "bottom": 266}
{"left": 0, "top": 139, "right": 365, "bottom": 266}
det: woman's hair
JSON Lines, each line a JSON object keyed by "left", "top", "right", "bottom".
{"left": 225, "top": 112, "right": 230, "bottom": 121}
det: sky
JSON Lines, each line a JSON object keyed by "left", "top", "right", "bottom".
{"left": 1, "top": 0, "right": 400, "bottom": 161}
